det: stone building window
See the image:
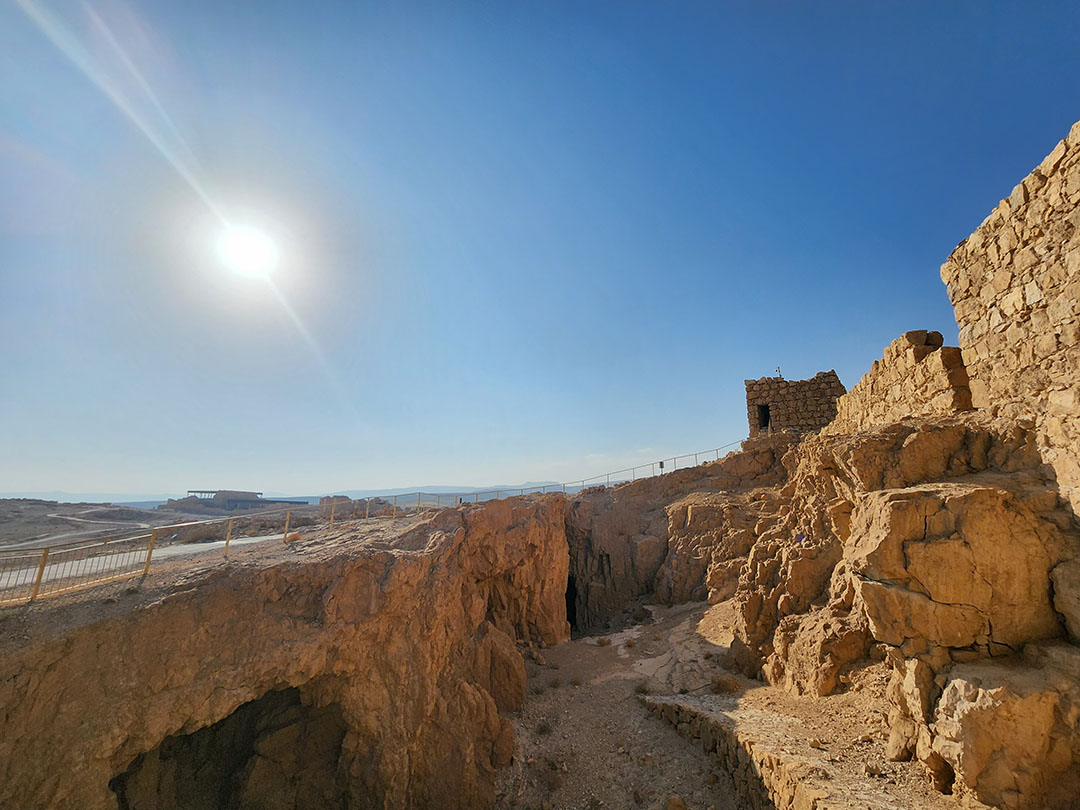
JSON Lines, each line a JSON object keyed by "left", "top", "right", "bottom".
{"left": 757, "top": 404, "right": 771, "bottom": 432}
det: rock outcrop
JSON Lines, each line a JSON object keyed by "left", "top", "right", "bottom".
{"left": 713, "top": 414, "right": 1080, "bottom": 807}
{"left": 0, "top": 497, "right": 569, "bottom": 810}
{"left": 564, "top": 432, "right": 796, "bottom": 631}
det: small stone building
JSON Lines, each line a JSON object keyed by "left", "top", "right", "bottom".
{"left": 744, "top": 370, "right": 846, "bottom": 438}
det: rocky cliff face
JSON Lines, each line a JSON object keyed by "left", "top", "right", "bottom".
{"left": 564, "top": 433, "right": 796, "bottom": 631}
{"left": 0, "top": 498, "right": 570, "bottom": 810}
{"left": 562, "top": 411, "right": 1080, "bottom": 809}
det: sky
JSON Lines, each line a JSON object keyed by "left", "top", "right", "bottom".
{"left": 2, "top": 1, "right": 1079, "bottom": 498}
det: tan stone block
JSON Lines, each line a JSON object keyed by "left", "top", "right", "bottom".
{"left": 1047, "top": 387, "right": 1076, "bottom": 414}
{"left": 990, "top": 268, "right": 1013, "bottom": 294}
{"left": 969, "top": 378, "right": 991, "bottom": 408}
{"left": 998, "top": 226, "right": 1019, "bottom": 254}
{"left": 1060, "top": 321, "right": 1080, "bottom": 346}
{"left": 1014, "top": 246, "right": 1040, "bottom": 273}
{"left": 1065, "top": 247, "right": 1080, "bottom": 276}
{"left": 1067, "top": 120, "right": 1080, "bottom": 147}
{"left": 1000, "top": 288, "right": 1025, "bottom": 316}
{"left": 1025, "top": 279, "right": 1045, "bottom": 306}
{"left": 1034, "top": 332, "right": 1058, "bottom": 359}
{"left": 1065, "top": 163, "right": 1080, "bottom": 199}
{"left": 1009, "top": 181, "right": 1028, "bottom": 209}
{"left": 1038, "top": 139, "right": 1068, "bottom": 176}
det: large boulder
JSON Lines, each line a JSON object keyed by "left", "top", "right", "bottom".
{"left": 847, "top": 483, "right": 1068, "bottom": 653}
{"left": 928, "top": 647, "right": 1080, "bottom": 809}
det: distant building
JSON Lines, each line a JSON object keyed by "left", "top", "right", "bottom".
{"left": 744, "top": 370, "right": 846, "bottom": 438}
{"left": 161, "top": 490, "right": 307, "bottom": 513}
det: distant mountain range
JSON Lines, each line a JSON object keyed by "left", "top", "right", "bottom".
{"left": 0, "top": 482, "right": 564, "bottom": 508}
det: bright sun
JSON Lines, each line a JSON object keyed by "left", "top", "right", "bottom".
{"left": 216, "top": 226, "right": 279, "bottom": 278}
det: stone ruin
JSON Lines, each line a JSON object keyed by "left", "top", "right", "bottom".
{"left": 2, "top": 119, "right": 1080, "bottom": 810}
{"left": 744, "top": 370, "right": 846, "bottom": 438}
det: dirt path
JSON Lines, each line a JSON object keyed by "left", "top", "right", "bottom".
{"left": 496, "top": 600, "right": 955, "bottom": 810}
{"left": 496, "top": 602, "right": 744, "bottom": 810}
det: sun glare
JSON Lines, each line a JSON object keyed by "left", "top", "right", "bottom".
{"left": 217, "top": 226, "right": 279, "bottom": 278}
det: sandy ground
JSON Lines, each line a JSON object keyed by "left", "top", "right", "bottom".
{"left": 0, "top": 498, "right": 202, "bottom": 547}
{"left": 496, "top": 601, "right": 957, "bottom": 810}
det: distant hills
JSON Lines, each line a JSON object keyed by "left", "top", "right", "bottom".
{"left": 0, "top": 482, "right": 564, "bottom": 508}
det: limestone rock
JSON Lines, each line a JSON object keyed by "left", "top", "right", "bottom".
{"left": 1051, "top": 558, "right": 1080, "bottom": 642}
{"left": 0, "top": 497, "right": 570, "bottom": 810}
{"left": 565, "top": 433, "right": 796, "bottom": 631}
{"left": 848, "top": 484, "right": 1067, "bottom": 652}
{"left": 929, "top": 653, "right": 1080, "bottom": 809}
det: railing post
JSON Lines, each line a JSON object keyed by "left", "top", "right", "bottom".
{"left": 475, "top": 492, "right": 480, "bottom": 503}
{"left": 142, "top": 530, "right": 158, "bottom": 577}
{"left": 562, "top": 483, "right": 566, "bottom": 494}
{"left": 695, "top": 453, "right": 699, "bottom": 465}
{"left": 283, "top": 511, "right": 291, "bottom": 541}
{"left": 392, "top": 495, "right": 397, "bottom": 519}
{"left": 606, "top": 474, "right": 610, "bottom": 486}
{"left": 224, "top": 519, "right": 234, "bottom": 558}
{"left": 495, "top": 490, "right": 500, "bottom": 500}
{"left": 365, "top": 499, "right": 371, "bottom": 521}
{"left": 330, "top": 502, "right": 336, "bottom": 529}
{"left": 29, "top": 547, "right": 50, "bottom": 601}
{"left": 417, "top": 492, "right": 422, "bottom": 513}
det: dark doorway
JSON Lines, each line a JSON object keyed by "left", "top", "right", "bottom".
{"left": 565, "top": 574, "right": 578, "bottom": 630}
{"left": 110, "top": 688, "right": 347, "bottom": 810}
{"left": 757, "top": 404, "right": 771, "bottom": 431}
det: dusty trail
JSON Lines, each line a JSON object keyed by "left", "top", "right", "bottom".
{"left": 496, "top": 603, "right": 743, "bottom": 810}
{"left": 496, "top": 601, "right": 956, "bottom": 810}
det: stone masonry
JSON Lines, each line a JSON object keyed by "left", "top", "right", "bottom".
{"left": 823, "top": 330, "right": 973, "bottom": 435}
{"left": 744, "top": 371, "right": 846, "bottom": 438}
{"left": 940, "top": 119, "right": 1080, "bottom": 509}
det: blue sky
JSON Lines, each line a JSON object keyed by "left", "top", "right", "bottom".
{"left": 2, "top": 1, "right": 1078, "bottom": 497}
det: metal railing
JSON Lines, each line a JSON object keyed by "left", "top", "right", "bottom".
{"left": 0, "top": 437, "right": 745, "bottom": 607}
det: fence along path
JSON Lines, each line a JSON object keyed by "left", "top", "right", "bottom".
{"left": 0, "top": 439, "right": 744, "bottom": 607}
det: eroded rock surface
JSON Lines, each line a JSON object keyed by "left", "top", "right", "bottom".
{"left": 562, "top": 412, "right": 1080, "bottom": 809}
{"left": 564, "top": 433, "right": 796, "bottom": 631}
{"left": 0, "top": 498, "right": 569, "bottom": 810}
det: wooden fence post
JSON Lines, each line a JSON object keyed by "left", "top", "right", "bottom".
{"left": 142, "top": 530, "right": 158, "bottom": 577}
{"left": 29, "top": 548, "right": 50, "bottom": 601}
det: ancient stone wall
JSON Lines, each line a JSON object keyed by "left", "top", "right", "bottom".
{"left": 823, "top": 330, "right": 973, "bottom": 434}
{"left": 940, "top": 119, "right": 1080, "bottom": 508}
{"left": 744, "top": 371, "right": 846, "bottom": 438}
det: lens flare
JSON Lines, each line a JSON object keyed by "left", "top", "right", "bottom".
{"left": 216, "top": 226, "right": 278, "bottom": 278}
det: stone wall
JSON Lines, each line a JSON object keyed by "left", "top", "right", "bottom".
{"left": 940, "top": 119, "right": 1080, "bottom": 508}
{"left": 823, "top": 330, "right": 972, "bottom": 435}
{"left": 744, "top": 371, "right": 846, "bottom": 438}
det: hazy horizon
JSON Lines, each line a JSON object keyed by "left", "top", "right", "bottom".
{"left": 4, "top": 1, "right": 1080, "bottom": 494}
